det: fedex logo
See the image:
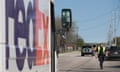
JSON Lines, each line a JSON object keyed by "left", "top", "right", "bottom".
{"left": 6, "top": 0, "right": 49, "bottom": 71}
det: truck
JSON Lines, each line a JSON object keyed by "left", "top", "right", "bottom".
{"left": 0, "top": 0, "right": 53, "bottom": 72}
{"left": 0, "top": 0, "right": 72, "bottom": 72}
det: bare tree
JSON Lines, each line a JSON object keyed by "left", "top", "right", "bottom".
{"left": 55, "top": 16, "right": 83, "bottom": 52}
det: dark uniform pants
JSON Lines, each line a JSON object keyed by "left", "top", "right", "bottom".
{"left": 98, "top": 56, "right": 105, "bottom": 69}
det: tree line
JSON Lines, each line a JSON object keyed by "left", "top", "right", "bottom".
{"left": 55, "top": 16, "right": 84, "bottom": 52}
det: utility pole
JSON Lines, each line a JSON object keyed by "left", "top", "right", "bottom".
{"left": 114, "top": 0, "right": 120, "bottom": 46}
{"left": 108, "top": 11, "right": 115, "bottom": 46}
{"left": 108, "top": 22, "right": 113, "bottom": 46}
{"left": 113, "top": 11, "right": 117, "bottom": 46}
{"left": 108, "top": 0, "right": 120, "bottom": 46}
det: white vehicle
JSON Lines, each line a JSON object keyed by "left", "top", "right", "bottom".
{"left": 0, "top": 0, "right": 72, "bottom": 72}
{"left": 0, "top": 0, "right": 55, "bottom": 72}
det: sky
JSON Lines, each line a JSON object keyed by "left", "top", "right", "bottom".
{"left": 55, "top": 0, "right": 120, "bottom": 43}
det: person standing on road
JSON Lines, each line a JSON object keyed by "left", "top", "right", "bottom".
{"left": 96, "top": 44, "right": 106, "bottom": 69}
{"left": 93, "top": 45, "right": 97, "bottom": 57}
{"left": 93, "top": 45, "right": 97, "bottom": 52}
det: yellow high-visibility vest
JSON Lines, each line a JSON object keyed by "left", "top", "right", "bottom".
{"left": 98, "top": 46, "right": 106, "bottom": 54}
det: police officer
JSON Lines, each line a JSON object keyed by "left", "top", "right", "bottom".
{"left": 97, "top": 44, "right": 106, "bottom": 69}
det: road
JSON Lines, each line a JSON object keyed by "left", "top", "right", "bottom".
{"left": 57, "top": 51, "right": 120, "bottom": 72}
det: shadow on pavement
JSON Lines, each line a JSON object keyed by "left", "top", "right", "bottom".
{"left": 76, "top": 55, "right": 94, "bottom": 57}
{"left": 80, "top": 68, "right": 110, "bottom": 72}
{"left": 105, "top": 59, "right": 120, "bottom": 61}
{"left": 59, "top": 68, "right": 109, "bottom": 72}
{"left": 105, "top": 65, "right": 120, "bottom": 68}
{"left": 82, "top": 71, "right": 108, "bottom": 72}
{"left": 82, "top": 71, "right": 109, "bottom": 72}
{"left": 58, "top": 69, "right": 73, "bottom": 72}
{"left": 80, "top": 68, "right": 99, "bottom": 70}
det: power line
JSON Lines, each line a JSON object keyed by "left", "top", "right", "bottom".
{"left": 78, "top": 9, "right": 116, "bottom": 23}
{"left": 77, "top": 10, "right": 114, "bottom": 32}
{"left": 79, "top": 21, "right": 108, "bottom": 32}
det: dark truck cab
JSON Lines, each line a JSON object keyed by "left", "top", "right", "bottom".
{"left": 81, "top": 45, "right": 94, "bottom": 56}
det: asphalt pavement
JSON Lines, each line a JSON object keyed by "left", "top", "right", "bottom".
{"left": 57, "top": 51, "right": 120, "bottom": 72}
